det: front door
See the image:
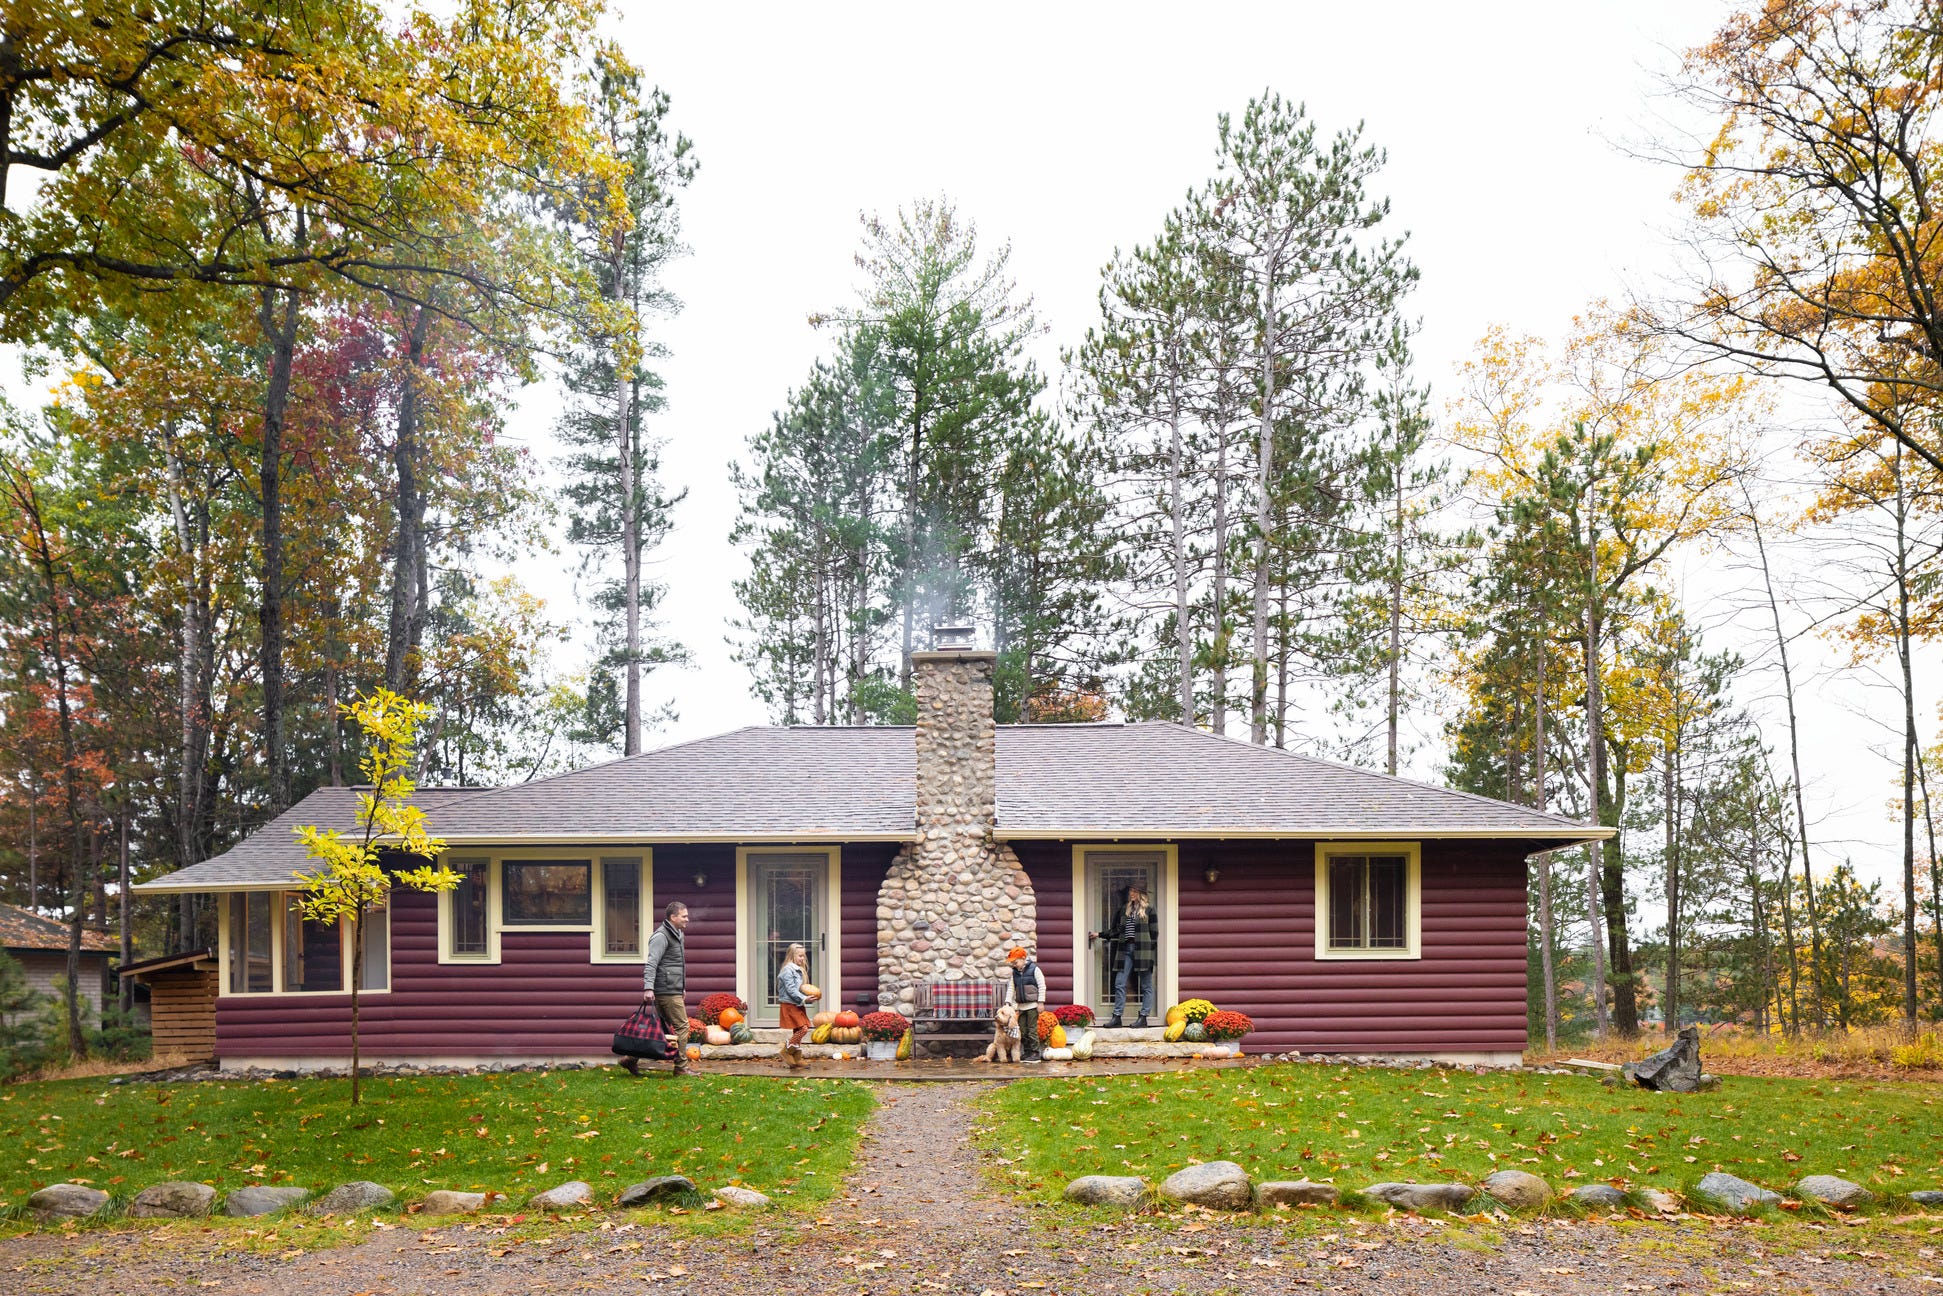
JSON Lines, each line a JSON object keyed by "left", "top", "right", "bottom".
{"left": 1082, "top": 849, "right": 1166, "bottom": 1023}
{"left": 748, "top": 852, "right": 826, "bottom": 1029}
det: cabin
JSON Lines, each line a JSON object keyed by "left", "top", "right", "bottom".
{"left": 133, "top": 634, "right": 1606, "bottom": 1068}
{"left": 0, "top": 903, "right": 117, "bottom": 1025}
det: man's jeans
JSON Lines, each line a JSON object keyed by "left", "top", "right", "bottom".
{"left": 1114, "top": 947, "right": 1155, "bottom": 1020}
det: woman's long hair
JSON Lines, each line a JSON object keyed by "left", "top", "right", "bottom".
{"left": 1124, "top": 886, "right": 1150, "bottom": 921}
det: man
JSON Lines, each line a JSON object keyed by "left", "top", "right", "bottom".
{"left": 637, "top": 901, "right": 691, "bottom": 1075}
{"left": 1002, "top": 945, "right": 1045, "bottom": 1063}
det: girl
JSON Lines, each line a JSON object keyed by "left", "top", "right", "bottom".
{"left": 776, "top": 942, "right": 816, "bottom": 1068}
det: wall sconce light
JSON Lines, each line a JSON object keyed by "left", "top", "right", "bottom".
{"left": 1204, "top": 865, "right": 1221, "bottom": 886}
{"left": 691, "top": 872, "right": 708, "bottom": 890}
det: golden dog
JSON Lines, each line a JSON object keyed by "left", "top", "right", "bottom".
{"left": 983, "top": 1003, "right": 1023, "bottom": 1063}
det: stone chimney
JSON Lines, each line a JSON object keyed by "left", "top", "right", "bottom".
{"left": 876, "top": 627, "right": 1036, "bottom": 1012}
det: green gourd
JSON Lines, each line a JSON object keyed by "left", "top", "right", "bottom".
{"left": 1182, "top": 1022, "right": 1207, "bottom": 1043}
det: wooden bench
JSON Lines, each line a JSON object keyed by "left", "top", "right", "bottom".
{"left": 908, "top": 978, "right": 1008, "bottom": 1054}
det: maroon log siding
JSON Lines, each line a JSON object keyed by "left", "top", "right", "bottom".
{"left": 215, "top": 842, "right": 881, "bottom": 1060}
{"left": 1018, "top": 850, "right": 1073, "bottom": 1000}
{"left": 1013, "top": 839, "right": 1530, "bottom": 1056}
{"left": 840, "top": 844, "right": 897, "bottom": 1011}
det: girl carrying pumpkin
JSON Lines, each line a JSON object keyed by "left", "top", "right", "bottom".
{"left": 776, "top": 942, "right": 817, "bottom": 1069}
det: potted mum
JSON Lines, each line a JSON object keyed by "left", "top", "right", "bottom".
{"left": 860, "top": 1010, "right": 910, "bottom": 1060}
{"left": 1200, "top": 1009, "right": 1253, "bottom": 1049}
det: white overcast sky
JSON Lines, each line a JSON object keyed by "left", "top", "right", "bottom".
{"left": 2, "top": 3, "right": 1916, "bottom": 888}
{"left": 545, "top": 0, "right": 1911, "bottom": 887}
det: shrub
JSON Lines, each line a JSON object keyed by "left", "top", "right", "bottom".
{"left": 860, "top": 1011, "right": 909, "bottom": 1042}
{"left": 0, "top": 951, "right": 52, "bottom": 1080}
{"left": 1176, "top": 998, "right": 1216, "bottom": 1022}
{"left": 1200, "top": 1009, "right": 1254, "bottom": 1041}
{"left": 1051, "top": 1004, "right": 1094, "bottom": 1028}
{"left": 698, "top": 993, "right": 747, "bottom": 1025}
{"left": 91, "top": 1003, "right": 152, "bottom": 1061}
{"left": 1037, "top": 1012, "right": 1059, "bottom": 1042}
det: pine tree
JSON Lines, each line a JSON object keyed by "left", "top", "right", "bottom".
{"left": 555, "top": 64, "right": 696, "bottom": 753}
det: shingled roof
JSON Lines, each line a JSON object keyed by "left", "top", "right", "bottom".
{"left": 135, "top": 722, "right": 1605, "bottom": 893}
{"left": 0, "top": 902, "right": 119, "bottom": 953}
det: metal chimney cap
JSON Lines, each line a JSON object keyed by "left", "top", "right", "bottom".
{"left": 932, "top": 624, "right": 977, "bottom": 650}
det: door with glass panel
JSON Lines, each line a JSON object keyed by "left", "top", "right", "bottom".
{"left": 747, "top": 853, "right": 825, "bottom": 1028}
{"left": 1083, "top": 850, "right": 1164, "bottom": 1022}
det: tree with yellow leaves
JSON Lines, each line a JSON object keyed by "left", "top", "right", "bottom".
{"left": 1450, "top": 306, "right": 1756, "bottom": 1037}
{"left": 292, "top": 690, "right": 455, "bottom": 1104}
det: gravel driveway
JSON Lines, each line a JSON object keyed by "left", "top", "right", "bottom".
{"left": 3, "top": 1081, "right": 1935, "bottom": 1294}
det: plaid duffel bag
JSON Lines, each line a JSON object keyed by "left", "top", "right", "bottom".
{"left": 612, "top": 1002, "right": 676, "bottom": 1059}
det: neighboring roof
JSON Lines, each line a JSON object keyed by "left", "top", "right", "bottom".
{"left": 135, "top": 722, "right": 1606, "bottom": 893}
{"left": 0, "top": 903, "right": 119, "bottom": 954}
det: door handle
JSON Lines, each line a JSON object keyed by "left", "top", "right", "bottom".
{"left": 819, "top": 932, "right": 825, "bottom": 952}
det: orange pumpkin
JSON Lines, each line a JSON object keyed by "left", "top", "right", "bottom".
{"left": 686, "top": 1045, "right": 701, "bottom": 1061}
{"left": 811, "top": 1011, "right": 837, "bottom": 1028}
{"left": 833, "top": 1009, "right": 860, "bottom": 1029}
{"left": 801, "top": 982, "right": 822, "bottom": 1002}
{"left": 718, "top": 1007, "right": 744, "bottom": 1029}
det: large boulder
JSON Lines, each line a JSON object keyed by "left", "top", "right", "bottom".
{"left": 310, "top": 1181, "right": 396, "bottom": 1214}
{"left": 528, "top": 1181, "right": 593, "bottom": 1211}
{"left": 1159, "top": 1161, "right": 1254, "bottom": 1211}
{"left": 712, "top": 1185, "right": 771, "bottom": 1208}
{"left": 1361, "top": 1181, "right": 1474, "bottom": 1213}
{"left": 128, "top": 1181, "right": 216, "bottom": 1219}
{"left": 1063, "top": 1175, "right": 1148, "bottom": 1208}
{"left": 1793, "top": 1175, "right": 1874, "bottom": 1208}
{"left": 1624, "top": 1025, "right": 1704, "bottom": 1093}
{"left": 419, "top": 1190, "right": 488, "bottom": 1216}
{"left": 618, "top": 1176, "right": 695, "bottom": 1207}
{"left": 224, "top": 1185, "right": 310, "bottom": 1217}
{"left": 1480, "top": 1169, "right": 1551, "bottom": 1212}
{"left": 1696, "top": 1171, "right": 1779, "bottom": 1213}
{"left": 1568, "top": 1183, "right": 1627, "bottom": 1209}
{"left": 1257, "top": 1179, "right": 1339, "bottom": 1208}
{"left": 28, "top": 1183, "right": 110, "bottom": 1222}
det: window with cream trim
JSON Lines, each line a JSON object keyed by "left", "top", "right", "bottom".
{"left": 1313, "top": 842, "right": 1421, "bottom": 960}
{"left": 436, "top": 853, "right": 651, "bottom": 965}
{"left": 220, "top": 890, "right": 389, "bottom": 995}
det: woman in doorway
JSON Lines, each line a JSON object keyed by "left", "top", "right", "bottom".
{"left": 776, "top": 942, "right": 816, "bottom": 1069}
{"left": 1097, "top": 884, "right": 1157, "bottom": 1028}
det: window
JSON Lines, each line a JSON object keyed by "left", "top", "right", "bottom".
{"left": 449, "top": 858, "right": 490, "bottom": 957}
{"left": 282, "top": 896, "right": 343, "bottom": 993}
{"left": 229, "top": 893, "right": 273, "bottom": 993}
{"left": 356, "top": 904, "right": 390, "bottom": 990}
{"left": 222, "top": 889, "right": 390, "bottom": 993}
{"left": 1314, "top": 843, "right": 1421, "bottom": 960}
{"left": 503, "top": 861, "right": 593, "bottom": 925}
{"left": 601, "top": 857, "right": 643, "bottom": 956}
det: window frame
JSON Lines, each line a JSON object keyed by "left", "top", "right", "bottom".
{"left": 435, "top": 851, "right": 653, "bottom": 966}
{"left": 1312, "top": 841, "right": 1422, "bottom": 961}
{"left": 217, "top": 888, "right": 393, "bottom": 997}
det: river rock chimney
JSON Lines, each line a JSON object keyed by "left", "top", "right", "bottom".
{"left": 876, "top": 627, "right": 1036, "bottom": 1012}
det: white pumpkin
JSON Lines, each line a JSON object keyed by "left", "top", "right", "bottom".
{"left": 704, "top": 1024, "right": 732, "bottom": 1047}
{"left": 1069, "top": 1029, "right": 1096, "bottom": 1061}
{"left": 1043, "top": 1046, "right": 1074, "bottom": 1061}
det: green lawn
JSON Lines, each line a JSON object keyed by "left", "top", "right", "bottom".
{"left": 976, "top": 1064, "right": 1943, "bottom": 1205}
{"left": 0, "top": 1069, "right": 874, "bottom": 1215}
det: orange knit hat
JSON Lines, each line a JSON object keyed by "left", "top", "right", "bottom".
{"left": 1006, "top": 946, "right": 1029, "bottom": 961}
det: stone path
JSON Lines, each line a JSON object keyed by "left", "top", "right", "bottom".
{"left": 1, "top": 1080, "right": 1932, "bottom": 1294}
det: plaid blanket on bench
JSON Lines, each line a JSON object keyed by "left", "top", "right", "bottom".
{"left": 918, "top": 979, "right": 999, "bottom": 1019}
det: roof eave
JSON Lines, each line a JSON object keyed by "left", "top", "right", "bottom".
{"left": 994, "top": 826, "right": 1616, "bottom": 842}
